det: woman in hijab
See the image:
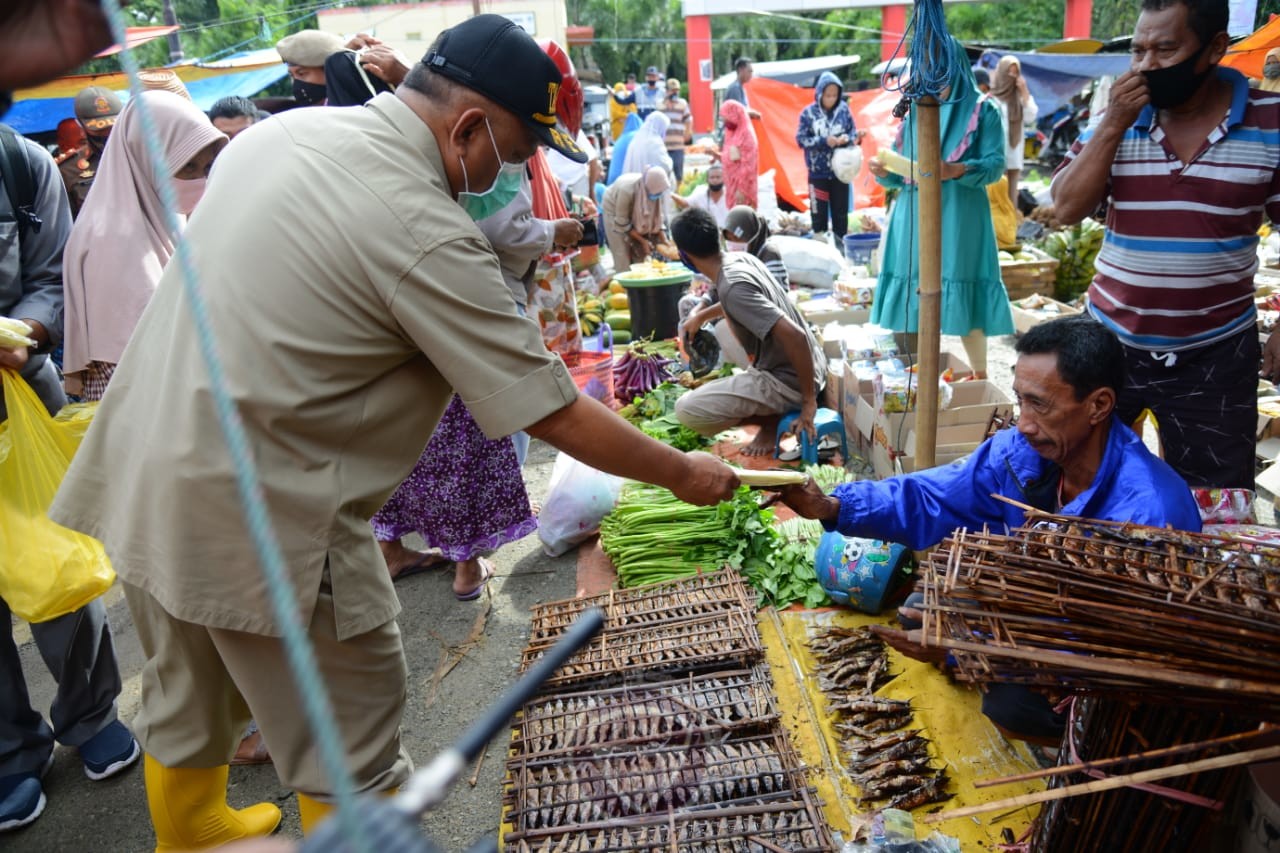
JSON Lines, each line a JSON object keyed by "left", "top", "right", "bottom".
{"left": 988, "top": 55, "right": 1038, "bottom": 206}
{"left": 868, "top": 36, "right": 1012, "bottom": 380}
{"left": 1259, "top": 48, "right": 1280, "bottom": 92}
{"left": 719, "top": 99, "right": 758, "bottom": 208}
{"left": 606, "top": 111, "right": 643, "bottom": 185}
{"left": 621, "top": 111, "right": 673, "bottom": 179}
{"left": 62, "top": 90, "right": 227, "bottom": 399}
{"left": 602, "top": 166, "right": 672, "bottom": 272}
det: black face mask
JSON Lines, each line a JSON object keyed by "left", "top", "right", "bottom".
{"left": 1143, "top": 44, "right": 1212, "bottom": 110}
{"left": 292, "top": 78, "right": 327, "bottom": 105}
{"left": 707, "top": 181, "right": 724, "bottom": 192}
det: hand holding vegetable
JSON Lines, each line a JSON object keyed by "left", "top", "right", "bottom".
{"left": 762, "top": 477, "right": 840, "bottom": 524}
{"left": 669, "top": 451, "right": 740, "bottom": 506}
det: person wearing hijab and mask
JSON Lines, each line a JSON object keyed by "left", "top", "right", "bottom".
{"left": 719, "top": 99, "right": 759, "bottom": 208}
{"left": 275, "top": 29, "right": 346, "bottom": 106}
{"left": 988, "top": 55, "right": 1038, "bottom": 206}
{"left": 622, "top": 110, "right": 673, "bottom": 179}
{"left": 868, "top": 36, "right": 1011, "bottom": 381}
{"left": 61, "top": 90, "right": 227, "bottom": 400}
{"left": 603, "top": 166, "right": 672, "bottom": 272}
{"left": 1258, "top": 47, "right": 1280, "bottom": 92}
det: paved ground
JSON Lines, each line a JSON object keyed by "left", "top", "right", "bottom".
{"left": 6, "top": 441, "right": 575, "bottom": 853}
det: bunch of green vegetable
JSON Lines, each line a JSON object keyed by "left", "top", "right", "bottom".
{"left": 601, "top": 469, "right": 852, "bottom": 609}
{"left": 616, "top": 381, "right": 712, "bottom": 452}
{"left": 1038, "top": 218, "right": 1104, "bottom": 302}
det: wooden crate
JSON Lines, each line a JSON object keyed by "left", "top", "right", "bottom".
{"left": 1000, "top": 247, "right": 1060, "bottom": 300}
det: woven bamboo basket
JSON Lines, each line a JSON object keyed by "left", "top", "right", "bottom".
{"left": 1000, "top": 246, "right": 1060, "bottom": 300}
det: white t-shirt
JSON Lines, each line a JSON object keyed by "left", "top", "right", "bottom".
{"left": 546, "top": 130, "right": 599, "bottom": 199}
{"left": 685, "top": 184, "right": 730, "bottom": 229}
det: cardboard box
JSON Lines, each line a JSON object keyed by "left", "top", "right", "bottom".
{"left": 842, "top": 374, "right": 882, "bottom": 459}
{"left": 823, "top": 361, "right": 845, "bottom": 412}
{"left": 870, "top": 441, "right": 976, "bottom": 479}
{"left": 799, "top": 297, "right": 871, "bottom": 327}
{"left": 857, "top": 379, "right": 1012, "bottom": 454}
{"left": 1010, "top": 296, "right": 1082, "bottom": 336}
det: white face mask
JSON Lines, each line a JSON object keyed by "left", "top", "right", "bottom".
{"left": 173, "top": 177, "right": 207, "bottom": 215}
{"left": 725, "top": 240, "right": 748, "bottom": 252}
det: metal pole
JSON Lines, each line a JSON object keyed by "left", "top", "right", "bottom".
{"left": 162, "top": 0, "right": 184, "bottom": 62}
{"left": 914, "top": 94, "right": 941, "bottom": 471}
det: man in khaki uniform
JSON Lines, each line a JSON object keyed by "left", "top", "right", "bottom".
{"left": 58, "top": 86, "right": 121, "bottom": 217}
{"left": 50, "top": 15, "right": 739, "bottom": 850}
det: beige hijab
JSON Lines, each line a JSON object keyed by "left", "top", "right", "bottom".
{"left": 631, "top": 166, "right": 670, "bottom": 236}
{"left": 990, "top": 55, "right": 1024, "bottom": 149}
{"left": 1260, "top": 48, "right": 1280, "bottom": 92}
{"left": 62, "top": 90, "right": 225, "bottom": 391}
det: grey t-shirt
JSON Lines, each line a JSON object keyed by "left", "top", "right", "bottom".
{"left": 724, "top": 80, "right": 748, "bottom": 107}
{"left": 716, "top": 253, "right": 825, "bottom": 390}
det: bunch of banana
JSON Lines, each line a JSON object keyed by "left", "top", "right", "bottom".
{"left": 1039, "top": 218, "right": 1104, "bottom": 302}
{"left": 576, "top": 289, "right": 606, "bottom": 338}
{"left": 0, "top": 317, "right": 36, "bottom": 350}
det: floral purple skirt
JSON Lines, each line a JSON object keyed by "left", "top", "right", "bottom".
{"left": 371, "top": 395, "right": 536, "bottom": 561}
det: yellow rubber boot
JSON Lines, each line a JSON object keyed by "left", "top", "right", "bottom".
{"left": 296, "top": 793, "right": 335, "bottom": 835}
{"left": 298, "top": 789, "right": 398, "bottom": 835}
{"left": 145, "top": 755, "right": 282, "bottom": 852}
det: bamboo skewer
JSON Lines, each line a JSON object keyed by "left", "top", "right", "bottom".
{"left": 974, "top": 724, "right": 1277, "bottom": 788}
{"left": 923, "top": 744, "right": 1280, "bottom": 824}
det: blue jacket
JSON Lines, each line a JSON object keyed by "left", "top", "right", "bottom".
{"left": 795, "top": 71, "right": 856, "bottom": 180}
{"left": 826, "top": 417, "right": 1202, "bottom": 550}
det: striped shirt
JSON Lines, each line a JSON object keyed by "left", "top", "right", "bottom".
{"left": 1053, "top": 68, "right": 1280, "bottom": 352}
{"left": 663, "top": 95, "right": 692, "bottom": 151}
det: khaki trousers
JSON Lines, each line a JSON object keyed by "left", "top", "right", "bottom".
{"left": 123, "top": 575, "right": 412, "bottom": 798}
{"left": 673, "top": 367, "right": 804, "bottom": 436}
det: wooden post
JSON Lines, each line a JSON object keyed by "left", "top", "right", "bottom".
{"left": 914, "top": 94, "right": 941, "bottom": 471}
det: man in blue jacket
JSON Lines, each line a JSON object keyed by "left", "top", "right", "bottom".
{"left": 770, "top": 314, "right": 1201, "bottom": 741}
{"left": 795, "top": 71, "right": 857, "bottom": 242}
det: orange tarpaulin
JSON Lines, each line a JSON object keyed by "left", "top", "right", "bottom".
{"left": 93, "top": 25, "right": 179, "bottom": 58}
{"left": 1222, "top": 15, "right": 1280, "bottom": 79}
{"left": 748, "top": 78, "right": 900, "bottom": 213}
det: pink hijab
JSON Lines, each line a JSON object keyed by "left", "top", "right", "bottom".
{"left": 719, "top": 99, "right": 758, "bottom": 209}
{"left": 62, "top": 90, "right": 225, "bottom": 391}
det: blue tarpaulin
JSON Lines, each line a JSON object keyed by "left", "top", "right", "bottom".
{"left": 978, "top": 50, "right": 1132, "bottom": 116}
{"left": 5, "top": 64, "right": 288, "bottom": 135}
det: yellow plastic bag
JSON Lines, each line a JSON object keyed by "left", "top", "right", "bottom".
{"left": 0, "top": 369, "right": 114, "bottom": 622}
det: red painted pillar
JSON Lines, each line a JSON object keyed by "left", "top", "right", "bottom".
{"left": 1064, "top": 0, "right": 1093, "bottom": 38}
{"left": 882, "top": 4, "right": 907, "bottom": 63}
{"left": 686, "top": 14, "right": 714, "bottom": 134}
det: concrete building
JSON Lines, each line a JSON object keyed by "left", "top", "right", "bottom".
{"left": 317, "top": 1, "right": 568, "bottom": 61}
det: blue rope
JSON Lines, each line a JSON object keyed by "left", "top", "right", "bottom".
{"left": 99, "top": 2, "right": 371, "bottom": 850}
{"left": 881, "top": 0, "right": 968, "bottom": 104}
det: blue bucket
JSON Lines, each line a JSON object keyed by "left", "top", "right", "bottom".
{"left": 842, "top": 232, "right": 881, "bottom": 265}
{"left": 813, "top": 531, "right": 909, "bottom": 613}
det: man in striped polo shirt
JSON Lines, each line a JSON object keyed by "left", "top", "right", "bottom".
{"left": 1052, "top": 0, "right": 1279, "bottom": 489}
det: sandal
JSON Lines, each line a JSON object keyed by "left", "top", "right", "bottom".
{"left": 231, "top": 730, "right": 271, "bottom": 766}
{"left": 390, "top": 552, "right": 452, "bottom": 583}
{"left": 455, "top": 558, "right": 496, "bottom": 602}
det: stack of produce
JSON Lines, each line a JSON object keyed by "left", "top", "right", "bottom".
{"left": 1038, "top": 217, "right": 1103, "bottom": 302}
{"left": 575, "top": 280, "right": 632, "bottom": 343}
{"left": 612, "top": 339, "right": 676, "bottom": 403}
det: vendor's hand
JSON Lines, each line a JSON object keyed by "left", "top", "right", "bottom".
{"left": 747, "top": 108, "right": 763, "bottom": 120}
{"left": 940, "top": 161, "right": 967, "bottom": 181}
{"left": 793, "top": 399, "right": 818, "bottom": 445}
{"left": 552, "top": 218, "right": 584, "bottom": 249}
{"left": 869, "top": 625, "right": 950, "bottom": 666}
{"left": 1263, "top": 334, "right": 1280, "bottom": 383}
{"left": 867, "top": 157, "right": 889, "bottom": 178}
{"left": 761, "top": 477, "right": 839, "bottom": 523}
{"left": 680, "top": 314, "right": 702, "bottom": 345}
{"left": 1104, "top": 70, "right": 1149, "bottom": 129}
{"left": 579, "top": 198, "right": 598, "bottom": 217}
{"left": 358, "top": 44, "right": 410, "bottom": 87}
{"left": 0, "top": 344, "right": 28, "bottom": 372}
{"left": 637, "top": 237, "right": 652, "bottom": 256}
{"left": 826, "top": 135, "right": 842, "bottom": 148}
{"left": 672, "top": 451, "right": 741, "bottom": 505}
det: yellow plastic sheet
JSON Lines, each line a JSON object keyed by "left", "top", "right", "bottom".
{"left": 0, "top": 370, "right": 113, "bottom": 622}
{"left": 760, "top": 607, "right": 1046, "bottom": 846}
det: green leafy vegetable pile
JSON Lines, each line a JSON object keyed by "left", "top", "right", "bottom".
{"left": 600, "top": 464, "right": 854, "bottom": 609}
{"left": 617, "top": 381, "right": 712, "bottom": 452}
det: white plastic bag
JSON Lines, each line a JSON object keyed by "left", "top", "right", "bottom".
{"left": 538, "top": 452, "right": 625, "bottom": 557}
